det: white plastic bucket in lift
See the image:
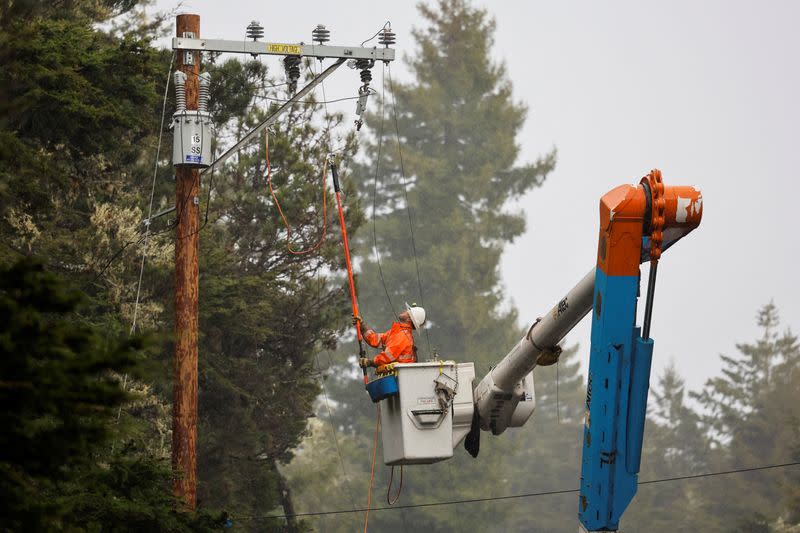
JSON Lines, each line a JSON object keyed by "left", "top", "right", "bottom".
{"left": 378, "top": 361, "right": 475, "bottom": 466}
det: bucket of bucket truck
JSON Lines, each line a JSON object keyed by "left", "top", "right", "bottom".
{"left": 377, "top": 361, "right": 475, "bottom": 466}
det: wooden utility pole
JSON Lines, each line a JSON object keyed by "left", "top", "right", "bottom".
{"left": 173, "top": 12, "right": 200, "bottom": 510}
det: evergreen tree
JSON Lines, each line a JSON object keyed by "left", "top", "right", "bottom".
{"left": 0, "top": 259, "right": 220, "bottom": 531}
{"left": 1, "top": 1, "right": 364, "bottom": 527}
{"left": 355, "top": 1, "right": 554, "bottom": 529}
{"left": 624, "top": 304, "right": 799, "bottom": 533}
{"left": 623, "top": 363, "right": 712, "bottom": 532}
{"left": 285, "top": 1, "right": 558, "bottom": 530}
{"left": 691, "top": 303, "right": 800, "bottom": 531}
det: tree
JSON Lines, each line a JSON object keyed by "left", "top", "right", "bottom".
{"left": 355, "top": 1, "right": 555, "bottom": 529}
{"left": 285, "top": 1, "right": 557, "bottom": 530}
{"left": 0, "top": 259, "right": 219, "bottom": 531}
{"left": 623, "top": 363, "right": 712, "bottom": 532}
{"left": 623, "top": 303, "right": 800, "bottom": 533}
{"left": 1, "top": 0, "right": 363, "bottom": 527}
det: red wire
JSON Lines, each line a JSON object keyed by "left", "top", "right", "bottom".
{"left": 265, "top": 131, "right": 327, "bottom": 255}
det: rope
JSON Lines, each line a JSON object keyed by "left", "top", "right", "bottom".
{"left": 387, "top": 65, "right": 432, "bottom": 357}
{"left": 265, "top": 130, "right": 328, "bottom": 255}
{"left": 364, "top": 405, "right": 381, "bottom": 532}
{"left": 386, "top": 465, "right": 403, "bottom": 505}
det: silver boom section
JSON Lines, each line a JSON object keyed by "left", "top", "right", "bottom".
{"left": 474, "top": 269, "right": 595, "bottom": 434}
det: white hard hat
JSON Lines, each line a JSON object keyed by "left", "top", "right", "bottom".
{"left": 405, "top": 302, "right": 426, "bottom": 330}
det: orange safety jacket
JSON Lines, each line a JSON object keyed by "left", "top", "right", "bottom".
{"left": 364, "top": 321, "right": 417, "bottom": 366}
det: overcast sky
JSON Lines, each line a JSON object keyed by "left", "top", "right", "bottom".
{"left": 152, "top": 0, "right": 799, "bottom": 394}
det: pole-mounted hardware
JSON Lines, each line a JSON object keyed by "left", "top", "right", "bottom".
{"left": 172, "top": 71, "right": 212, "bottom": 168}
{"left": 200, "top": 58, "right": 345, "bottom": 177}
{"left": 172, "top": 22, "right": 397, "bottom": 146}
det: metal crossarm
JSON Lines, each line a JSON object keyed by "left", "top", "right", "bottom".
{"left": 172, "top": 37, "right": 395, "bottom": 62}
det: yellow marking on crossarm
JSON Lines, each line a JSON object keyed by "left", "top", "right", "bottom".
{"left": 267, "top": 43, "right": 302, "bottom": 55}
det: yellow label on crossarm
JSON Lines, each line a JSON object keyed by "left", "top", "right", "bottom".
{"left": 267, "top": 43, "right": 302, "bottom": 55}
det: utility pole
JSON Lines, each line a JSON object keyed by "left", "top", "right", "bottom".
{"left": 173, "top": 12, "right": 200, "bottom": 510}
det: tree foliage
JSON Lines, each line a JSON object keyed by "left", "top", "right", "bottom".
{"left": 0, "top": 259, "right": 220, "bottom": 531}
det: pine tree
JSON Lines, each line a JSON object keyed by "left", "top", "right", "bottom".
{"left": 623, "top": 363, "right": 712, "bottom": 532}
{"left": 285, "top": 1, "right": 557, "bottom": 530}
{"left": 1, "top": 1, "right": 365, "bottom": 527}
{"left": 0, "top": 259, "right": 220, "bottom": 531}
{"left": 688, "top": 303, "right": 800, "bottom": 531}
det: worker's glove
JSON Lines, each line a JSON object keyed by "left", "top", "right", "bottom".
{"left": 536, "top": 345, "right": 563, "bottom": 367}
{"left": 359, "top": 357, "right": 372, "bottom": 368}
{"left": 352, "top": 314, "right": 363, "bottom": 326}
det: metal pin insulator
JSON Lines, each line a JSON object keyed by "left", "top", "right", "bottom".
{"left": 312, "top": 24, "right": 330, "bottom": 44}
{"left": 379, "top": 27, "right": 396, "bottom": 47}
{"left": 246, "top": 20, "right": 264, "bottom": 41}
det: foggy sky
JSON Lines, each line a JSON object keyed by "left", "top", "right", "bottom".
{"left": 152, "top": 0, "right": 800, "bottom": 394}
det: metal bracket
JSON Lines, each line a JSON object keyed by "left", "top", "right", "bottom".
{"left": 142, "top": 206, "right": 177, "bottom": 227}
{"left": 172, "top": 37, "right": 395, "bottom": 62}
{"left": 201, "top": 58, "right": 346, "bottom": 176}
{"left": 182, "top": 32, "right": 196, "bottom": 65}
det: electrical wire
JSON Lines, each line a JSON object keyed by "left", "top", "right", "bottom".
{"left": 130, "top": 50, "right": 175, "bottom": 335}
{"left": 174, "top": 159, "right": 217, "bottom": 240}
{"left": 372, "top": 63, "right": 398, "bottom": 319}
{"left": 387, "top": 64, "right": 432, "bottom": 357}
{"left": 361, "top": 21, "right": 391, "bottom": 47}
{"left": 237, "top": 460, "right": 800, "bottom": 520}
{"left": 556, "top": 359, "right": 561, "bottom": 424}
{"left": 254, "top": 91, "right": 375, "bottom": 106}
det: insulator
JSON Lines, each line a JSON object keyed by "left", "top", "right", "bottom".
{"left": 355, "top": 58, "right": 373, "bottom": 85}
{"left": 246, "top": 20, "right": 264, "bottom": 41}
{"left": 173, "top": 71, "right": 187, "bottom": 112}
{"left": 378, "top": 27, "right": 396, "bottom": 47}
{"left": 198, "top": 72, "right": 211, "bottom": 112}
{"left": 283, "top": 55, "right": 301, "bottom": 93}
{"left": 312, "top": 24, "right": 330, "bottom": 44}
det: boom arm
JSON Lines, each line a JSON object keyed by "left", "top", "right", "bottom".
{"left": 471, "top": 172, "right": 703, "bottom": 531}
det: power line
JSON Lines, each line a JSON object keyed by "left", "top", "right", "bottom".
{"left": 237, "top": 460, "right": 800, "bottom": 521}
{"left": 254, "top": 90, "right": 375, "bottom": 106}
{"left": 372, "top": 63, "right": 397, "bottom": 319}
{"left": 387, "top": 64, "right": 432, "bottom": 357}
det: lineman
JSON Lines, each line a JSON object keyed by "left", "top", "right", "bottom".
{"left": 355, "top": 303, "right": 426, "bottom": 369}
